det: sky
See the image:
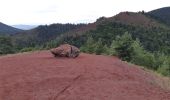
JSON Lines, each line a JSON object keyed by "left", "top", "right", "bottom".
{"left": 0, "top": 0, "right": 169, "bottom": 25}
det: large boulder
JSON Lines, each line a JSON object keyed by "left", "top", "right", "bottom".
{"left": 50, "top": 44, "right": 80, "bottom": 58}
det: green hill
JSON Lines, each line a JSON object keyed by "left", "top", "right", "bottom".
{"left": 148, "top": 7, "right": 170, "bottom": 25}
{"left": 12, "top": 23, "right": 86, "bottom": 49}
{"left": 52, "top": 12, "right": 170, "bottom": 53}
{"left": 0, "top": 22, "right": 23, "bottom": 35}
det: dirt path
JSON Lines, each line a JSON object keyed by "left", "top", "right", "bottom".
{"left": 0, "top": 51, "right": 169, "bottom": 100}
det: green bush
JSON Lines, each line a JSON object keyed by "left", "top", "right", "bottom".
{"left": 137, "top": 52, "right": 156, "bottom": 69}
{"left": 44, "top": 39, "right": 61, "bottom": 50}
{"left": 130, "top": 40, "right": 157, "bottom": 69}
{"left": 80, "top": 37, "right": 109, "bottom": 55}
{"left": 94, "top": 38, "right": 105, "bottom": 55}
{"left": 80, "top": 37, "right": 96, "bottom": 53}
{"left": 108, "top": 40, "right": 118, "bottom": 56}
{"left": 157, "top": 57, "right": 170, "bottom": 76}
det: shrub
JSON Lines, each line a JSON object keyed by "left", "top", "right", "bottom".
{"left": 108, "top": 40, "right": 118, "bottom": 56}
{"left": 157, "top": 57, "right": 170, "bottom": 76}
{"left": 131, "top": 39, "right": 157, "bottom": 69}
{"left": 20, "top": 47, "right": 36, "bottom": 52}
{"left": 80, "top": 36, "right": 96, "bottom": 53}
{"left": 80, "top": 37, "right": 109, "bottom": 55}
{"left": 94, "top": 38, "right": 105, "bottom": 55}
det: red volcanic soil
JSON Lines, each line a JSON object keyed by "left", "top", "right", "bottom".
{"left": 0, "top": 51, "right": 170, "bottom": 100}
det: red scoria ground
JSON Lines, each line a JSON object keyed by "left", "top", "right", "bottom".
{"left": 0, "top": 51, "right": 170, "bottom": 100}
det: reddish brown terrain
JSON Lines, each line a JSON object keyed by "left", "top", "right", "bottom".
{"left": 0, "top": 51, "right": 170, "bottom": 100}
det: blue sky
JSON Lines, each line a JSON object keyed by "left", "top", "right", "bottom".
{"left": 0, "top": 0, "right": 169, "bottom": 25}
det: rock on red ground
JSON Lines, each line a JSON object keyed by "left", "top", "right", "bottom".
{"left": 0, "top": 51, "right": 169, "bottom": 100}
{"left": 50, "top": 44, "right": 80, "bottom": 58}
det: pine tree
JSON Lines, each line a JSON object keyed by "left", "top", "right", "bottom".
{"left": 80, "top": 37, "right": 96, "bottom": 53}
{"left": 94, "top": 38, "right": 104, "bottom": 55}
{"left": 113, "top": 32, "right": 134, "bottom": 61}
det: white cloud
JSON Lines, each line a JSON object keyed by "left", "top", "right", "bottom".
{"left": 0, "top": 0, "right": 169, "bottom": 25}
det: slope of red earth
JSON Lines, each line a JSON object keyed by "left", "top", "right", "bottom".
{"left": 0, "top": 51, "right": 170, "bottom": 100}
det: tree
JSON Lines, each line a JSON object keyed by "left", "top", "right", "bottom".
{"left": 112, "top": 32, "right": 134, "bottom": 61}
{"left": 108, "top": 40, "right": 117, "bottom": 56}
{"left": 80, "top": 37, "right": 108, "bottom": 55}
{"left": 80, "top": 36, "right": 96, "bottom": 53}
{"left": 94, "top": 38, "right": 105, "bottom": 55}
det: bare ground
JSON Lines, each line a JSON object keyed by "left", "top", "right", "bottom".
{"left": 0, "top": 51, "right": 170, "bottom": 100}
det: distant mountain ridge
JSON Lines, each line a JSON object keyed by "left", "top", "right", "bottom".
{"left": 0, "top": 22, "right": 23, "bottom": 35}
{"left": 12, "top": 25, "right": 38, "bottom": 30}
{"left": 12, "top": 23, "right": 87, "bottom": 48}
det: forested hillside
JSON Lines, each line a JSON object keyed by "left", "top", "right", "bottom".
{"left": 11, "top": 23, "right": 86, "bottom": 49}
{"left": 0, "top": 22, "right": 23, "bottom": 35}
{"left": 148, "top": 7, "right": 170, "bottom": 25}
{"left": 49, "top": 12, "right": 170, "bottom": 54}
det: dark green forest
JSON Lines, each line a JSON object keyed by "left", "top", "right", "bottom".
{"left": 148, "top": 7, "right": 170, "bottom": 25}
{"left": 12, "top": 23, "right": 86, "bottom": 50}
